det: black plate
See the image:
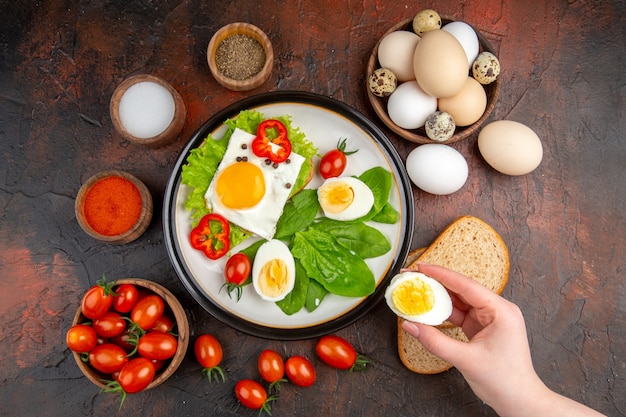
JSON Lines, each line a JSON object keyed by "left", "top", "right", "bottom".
{"left": 163, "top": 91, "right": 414, "bottom": 340}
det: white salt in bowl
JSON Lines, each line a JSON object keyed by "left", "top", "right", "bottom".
{"left": 110, "top": 74, "right": 186, "bottom": 148}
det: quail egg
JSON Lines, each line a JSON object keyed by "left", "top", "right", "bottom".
{"left": 425, "top": 111, "right": 456, "bottom": 142}
{"left": 472, "top": 51, "right": 500, "bottom": 85}
{"left": 368, "top": 68, "right": 397, "bottom": 97}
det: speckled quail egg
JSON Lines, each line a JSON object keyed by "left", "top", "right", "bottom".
{"left": 425, "top": 111, "right": 456, "bottom": 142}
{"left": 472, "top": 51, "right": 501, "bottom": 85}
{"left": 412, "top": 9, "right": 442, "bottom": 37}
{"left": 252, "top": 239, "right": 296, "bottom": 302}
{"left": 368, "top": 68, "right": 397, "bottom": 97}
{"left": 385, "top": 271, "right": 453, "bottom": 325}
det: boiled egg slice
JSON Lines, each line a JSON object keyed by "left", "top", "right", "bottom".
{"left": 317, "top": 176, "right": 374, "bottom": 221}
{"left": 252, "top": 239, "right": 296, "bottom": 302}
{"left": 384, "top": 271, "right": 452, "bottom": 325}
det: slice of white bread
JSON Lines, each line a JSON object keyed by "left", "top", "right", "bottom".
{"left": 398, "top": 215, "right": 509, "bottom": 374}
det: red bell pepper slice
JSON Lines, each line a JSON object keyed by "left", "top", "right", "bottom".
{"left": 251, "top": 119, "right": 292, "bottom": 164}
{"left": 189, "top": 213, "right": 230, "bottom": 260}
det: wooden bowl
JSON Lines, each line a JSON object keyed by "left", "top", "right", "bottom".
{"left": 207, "top": 22, "right": 274, "bottom": 91}
{"left": 366, "top": 18, "right": 501, "bottom": 144}
{"left": 110, "top": 74, "right": 186, "bottom": 148}
{"left": 71, "top": 278, "right": 190, "bottom": 390}
{"left": 75, "top": 170, "right": 153, "bottom": 244}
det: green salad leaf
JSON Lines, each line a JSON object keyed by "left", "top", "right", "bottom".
{"left": 311, "top": 219, "right": 391, "bottom": 259}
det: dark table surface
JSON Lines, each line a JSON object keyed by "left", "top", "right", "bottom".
{"left": 1, "top": 1, "right": 624, "bottom": 416}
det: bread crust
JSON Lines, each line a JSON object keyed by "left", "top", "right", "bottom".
{"left": 397, "top": 215, "right": 509, "bottom": 374}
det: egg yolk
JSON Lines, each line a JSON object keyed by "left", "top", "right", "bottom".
{"left": 392, "top": 279, "right": 435, "bottom": 316}
{"left": 215, "top": 161, "right": 266, "bottom": 209}
{"left": 257, "top": 259, "right": 289, "bottom": 298}
{"left": 318, "top": 181, "right": 354, "bottom": 214}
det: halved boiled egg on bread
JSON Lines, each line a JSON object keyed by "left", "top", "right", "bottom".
{"left": 252, "top": 239, "right": 296, "bottom": 302}
{"left": 317, "top": 176, "right": 374, "bottom": 221}
{"left": 385, "top": 271, "right": 452, "bottom": 325}
{"left": 204, "top": 128, "right": 305, "bottom": 241}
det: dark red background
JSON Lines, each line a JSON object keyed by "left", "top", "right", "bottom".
{"left": 1, "top": 1, "right": 624, "bottom": 416}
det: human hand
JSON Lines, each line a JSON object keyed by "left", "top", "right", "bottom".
{"left": 401, "top": 263, "right": 605, "bottom": 417}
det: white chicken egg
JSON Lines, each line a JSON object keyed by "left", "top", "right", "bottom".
{"left": 387, "top": 81, "right": 437, "bottom": 129}
{"left": 204, "top": 128, "right": 305, "bottom": 241}
{"left": 385, "top": 271, "right": 452, "bottom": 325}
{"left": 405, "top": 144, "right": 468, "bottom": 195}
{"left": 442, "top": 21, "right": 480, "bottom": 66}
{"left": 252, "top": 239, "right": 296, "bottom": 302}
{"left": 317, "top": 176, "right": 375, "bottom": 221}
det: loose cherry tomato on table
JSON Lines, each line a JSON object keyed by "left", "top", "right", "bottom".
{"left": 316, "top": 335, "right": 370, "bottom": 372}
{"left": 285, "top": 355, "right": 316, "bottom": 387}
{"left": 137, "top": 331, "right": 178, "bottom": 361}
{"left": 318, "top": 137, "right": 358, "bottom": 179}
{"left": 92, "top": 311, "right": 126, "bottom": 338}
{"left": 235, "top": 379, "right": 274, "bottom": 414}
{"left": 222, "top": 253, "right": 251, "bottom": 301}
{"left": 194, "top": 334, "right": 225, "bottom": 382}
{"left": 130, "top": 294, "right": 164, "bottom": 330}
{"left": 112, "top": 283, "right": 139, "bottom": 313}
{"left": 258, "top": 349, "right": 286, "bottom": 391}
{"left": 81, "top": 274, "right": 117, "bottom": 319}
{"left": 88, "top": 343, "right": 128, "bottom": 374}
{"left": 66, "top": 324, "right": 98, "bottom": 353}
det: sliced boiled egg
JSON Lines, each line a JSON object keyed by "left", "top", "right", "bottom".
{"left": 317, "top": 176, "right": 374, "bottom": 221}
{"left": 384, "top": 271, "right": 452, "bottom": 325}
{"left": 252, "top": 239, "right": 296, "bottom": 302}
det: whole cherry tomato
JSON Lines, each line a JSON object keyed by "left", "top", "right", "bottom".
{"left": 223, "top": 253, "right": 251, "bottom": 301}
{"left": 112, "top": 283, "right": 139, "bottom": 313}
{"left": 93, "top": 311, "right": 126, "bottom": 338}
{"left": 235, "top": 379, "right": 272, "bottom": 413}
{"left": 111, "top": 329, "right": 135, "bottom": 353}
{"left": 137, "top": 331, "right": 178, "bottom": 361}
{"left": 316, "top": 335, "right": 370, "bottom": 371}
{"left": 117, "top": 357, "right": 156, "bottom": 393}
{"left": 194, "top": 334, "right": 225, "bottom": 382}
{"left": 130, "top": 294, "right": 164, "bottom": 330}
{"left": 88, "top": 343, "right": 128, "bottom": 374}
{"left": 81, "top": 275, "right": 116, "bottom": 319}
{"left": 318, "top": 138, "right": 358, "bottom": 179}
{"left": 258, "top": 349, "right": 285, "bottom": 384}
{"left": 66, "top": 324, "right": 98, "bottom": 353}
{"left": 285, "top": 355, "right": 316, "bottom": 387}
{"left": 151, "top": 314, "right": 174, "bottom": 333}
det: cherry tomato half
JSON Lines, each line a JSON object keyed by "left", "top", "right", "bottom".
{"left": 131, "top": 294, "right": 164, "bottom": 330}
{"left": 92, "top": 311, "right": 126, "bottom": 338}
{"left": 112, "top": 283, "right": 139, "bottom": 313}
{"left": 117, "top": 357, "right": 156, "bottom": 394}
{"left": 224, "top": 253, "right": 251, "bottom": 286}
{"left": 137, "top": 331, "right": 178, "bottom": 361}
{"left": 316, "top": 335, "right": 369, "bottom": 371}
{"left": 81, "top": 282, "right": 115, "bottom": 319}
{"left": 235, "top": 379, "right": 269, "bottom": 411}
{"left": 194, "top": 334, "right": 225, "bottom": 382}
{"left": 66, "top": 324, "right": 98, "bottom": 353}
{"left": 258, "top": 349, "right": 284, "bottom": 384}
{"left": 88, "top": 343, "right": 128, "bottom": 374}
{"left": 285, "top": 355, "right": 316, "bottom": 387}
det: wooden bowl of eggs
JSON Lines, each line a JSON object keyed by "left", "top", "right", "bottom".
{"left": 366, "top": 13, "right": 501, "bottom": 144}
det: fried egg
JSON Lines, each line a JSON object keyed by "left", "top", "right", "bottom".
{"left": 317, "top": 176, "right": 375, "bottom": 221}
{"left": 204, "top": 128, "right": 305, "bottom": 240}
{"left": 252, "top": 239, "right": 296, "bottom": 302}
{"left": 384, "top": 271, "right": 452, "bottom": 325}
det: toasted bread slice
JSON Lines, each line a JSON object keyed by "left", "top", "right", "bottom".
{"left": 398, "top": 215, "right": 509, "bottom": 374}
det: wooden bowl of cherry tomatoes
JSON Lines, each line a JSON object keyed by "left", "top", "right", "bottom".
{"left": 67, "top": 277, "right": 189, "bottom": 399}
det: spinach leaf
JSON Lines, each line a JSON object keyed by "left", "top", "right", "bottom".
{"left": 276, "top": 259, "right": 309, "bottom": 315}
{"left": 357, "top": 166, "right": 393, "bottom": 221}
{"left": 275, "top": 189, "right": 319, "bottom": 239}
{"left": 311, "top": 219, "right": 391, "bottom": 259}
{"left": 305, "top": 280, "right": 329, "bottom": 312}
{"left": 371, "top": 202, "right": 399, "bottom": 224}
{"left": 291, "top": 228, "right": 375, "bottom": 297}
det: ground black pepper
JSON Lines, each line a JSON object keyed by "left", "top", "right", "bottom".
{"left": 215, "top": 34, "right": 266, "bottom": 80}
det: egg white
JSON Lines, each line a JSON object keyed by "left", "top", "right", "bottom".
{"left": 204, "top": 128, "right": 305, "bottom": 240}
{"left": 317, "top": 176, "right": 375, "bottom": 221}
{"left": 384, "top": 271, "right": 452, "bottom": 325}
{"left": 252, "top": 239, "right": 296, "bottom": 302}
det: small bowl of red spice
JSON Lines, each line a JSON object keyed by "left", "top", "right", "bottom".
{"left": 207, "top": 22, "right": 274, "bottom": 91}
{"left": 75, "top": 170, "right": 153, "bottom": 244}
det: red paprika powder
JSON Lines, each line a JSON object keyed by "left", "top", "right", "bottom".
{"left": 83, "top": 176, "right": 143, "bottom": 236}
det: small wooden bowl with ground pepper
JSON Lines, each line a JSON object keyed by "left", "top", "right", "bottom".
{"left": 75, "top": 170, "right": 153, "bottom": 244}
{"left": 207, "top": 22, "right": 273, "bottom": 91}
